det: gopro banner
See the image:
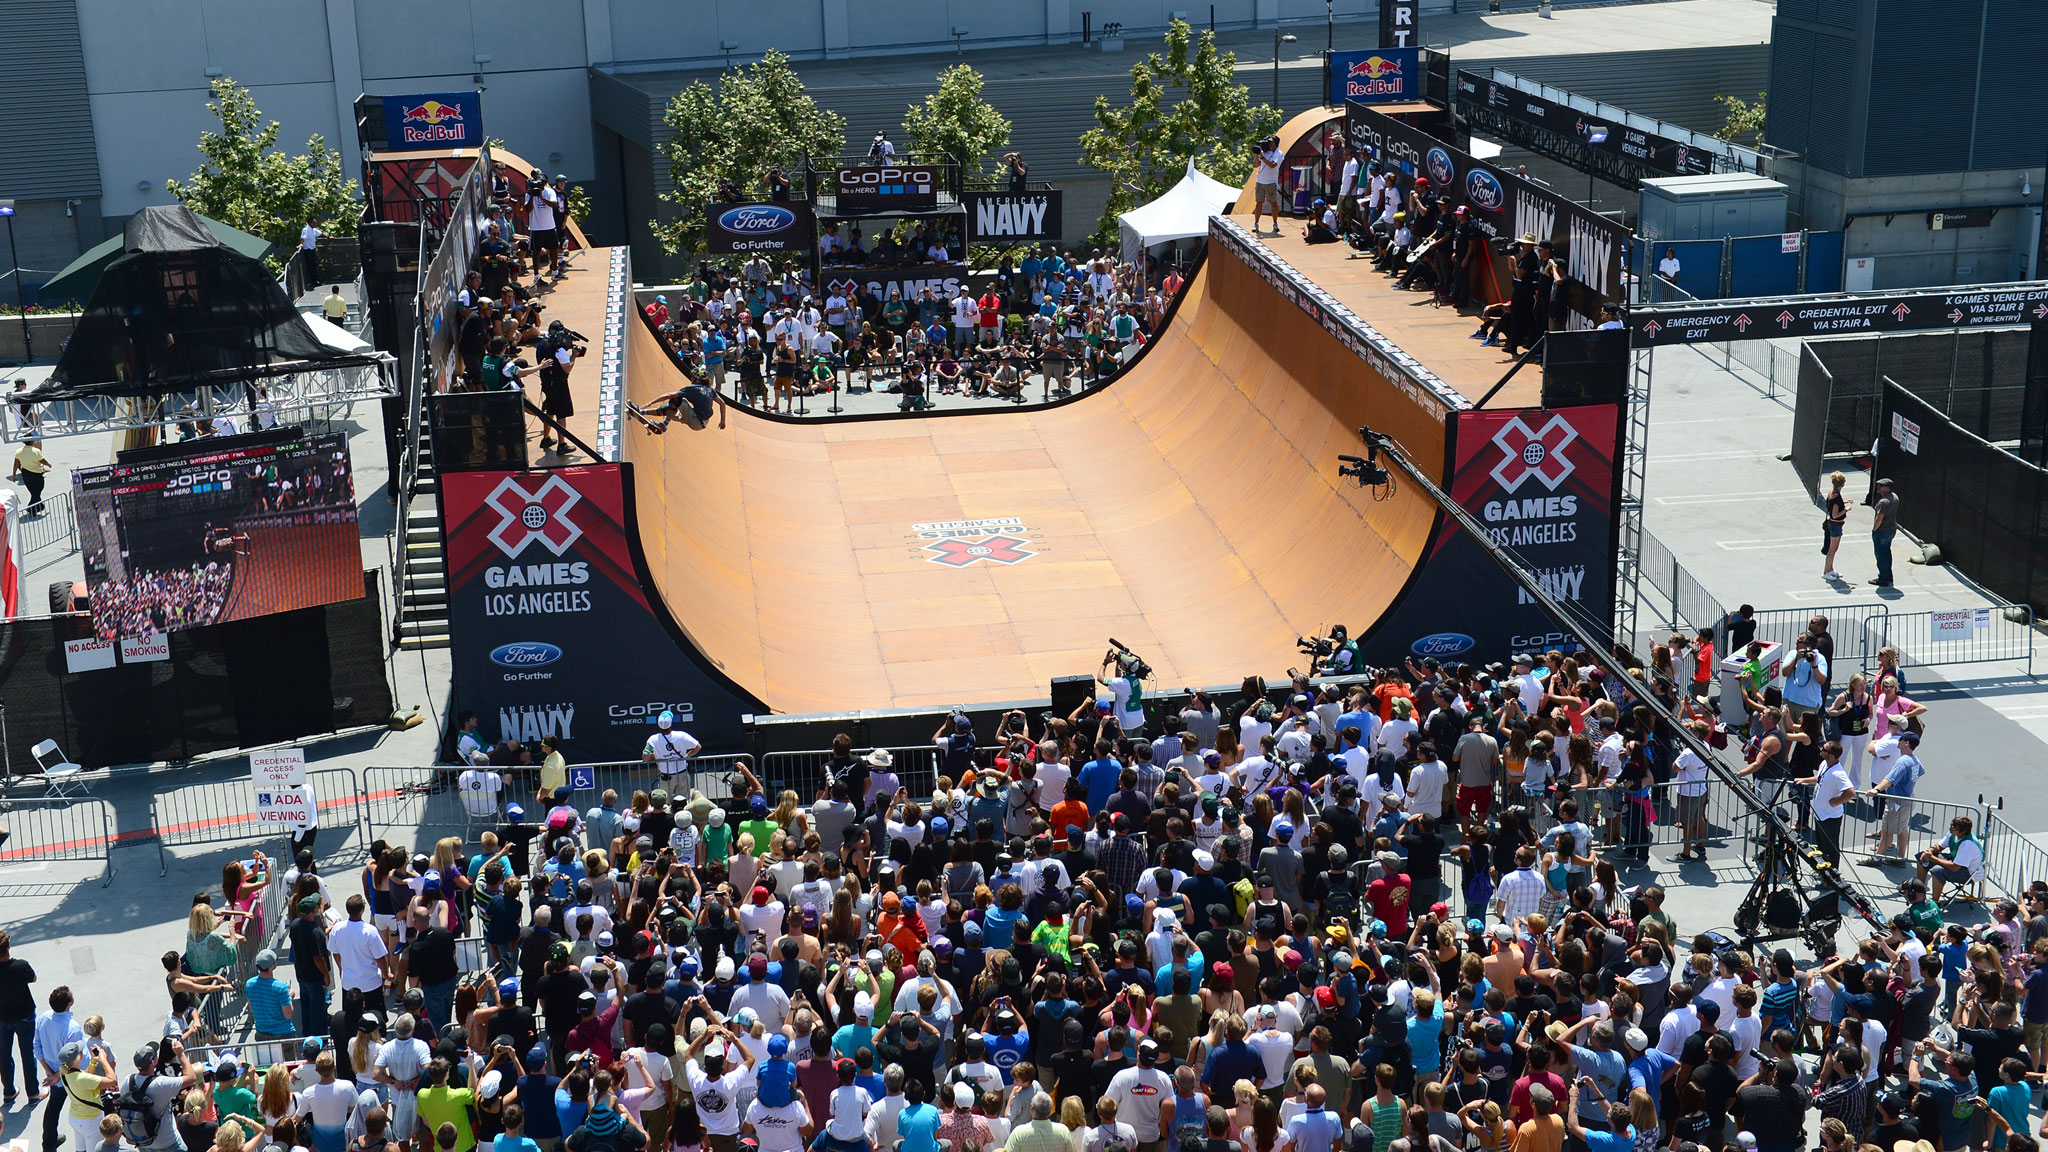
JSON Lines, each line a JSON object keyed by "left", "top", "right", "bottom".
{"left": 1345, "top": 101, "right": 1627, "bottom": 327}
{"left": 1359, "top": 404, "right": 1624, "bottom": 665}
{"left": 1455, "top": 71, "right": 1712, "bottom": 177}
{"left": 381, "top": 92, "right": 484, "bottom": 151}
{"left": 441, "top": 463, "right": 758, "bottom": 759}
{"left": 963, "top": 190, "right": 1064, "bottom": 242}
{"left": 704, "top": 200, "right": 816, "bottom": 255}
{"left": 1328, "top": 48, "right": 1421, "bottom": 106}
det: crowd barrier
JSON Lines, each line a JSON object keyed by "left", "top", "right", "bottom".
{"left": 151, "top": 766, "right": 369, "bottom": 876}
{"left": 362, "top": 756, "right": 758, "bottom": 850}
{"left": 0, "top": 795, "right": 116, "bottom": 885}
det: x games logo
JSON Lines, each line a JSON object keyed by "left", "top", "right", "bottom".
{"left": 484, "top": 475, "right": 585, "bottom": 558}
{"left": 1488, "top": 414, "right": 1578, "bottom": 493}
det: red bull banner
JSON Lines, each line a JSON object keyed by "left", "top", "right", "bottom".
{"left": 382, "top": 92, "right": 484, "bottom": 151}
{"left": 1329, "top": 48, "right": 1420, "bottom": 105}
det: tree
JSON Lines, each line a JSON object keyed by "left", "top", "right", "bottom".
{"left": 1079, "top": 19, "right": 1282, "bottom": 247}
{"left": 902, "top": 63, "right": 1012, "bottom": 180}
{"left": 1713, "top": 92, "right": 1767, "bottom": 145}
{"left": 165, "top": 77, "right": 358, "bottom": 268}
{"left": 656, "top": 49, "right": 846, "bottom": 257}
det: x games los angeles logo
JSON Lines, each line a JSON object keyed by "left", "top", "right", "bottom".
{"left": 1489, "top": 414, "right": 1578, "bottom": 493}
{"left": 484, "top": 475, "right": 584, "bottom": 557}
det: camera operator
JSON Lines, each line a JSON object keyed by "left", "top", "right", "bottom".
{"left": 1099, "top": 643, "right": 1150, "bottom": 736}
{"left": 535, "top": 320, "right": 586, "bottom": 458}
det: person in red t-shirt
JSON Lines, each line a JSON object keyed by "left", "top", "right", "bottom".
{"left": 976, "top": 289, "right": 1004, "bottom": 347}
{"left": 1365, "top": 850, "right": 1411, "bottom": 936}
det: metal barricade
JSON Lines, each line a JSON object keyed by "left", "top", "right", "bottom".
{"left": 363, "top": 756, "right": 757, "bottom": 852}
{"left": 1747, "top": 604, "right": 1889, "bottom": 675}
{"left": 1982, "top": 804, "right": 2048, "bottom": 906}
{"left": 150, "top": 766, "right": 367, "bottom": 875}
{"left": 0, "top": 795, "right": 116, "bottom": 885}
{"left": 17, "top": 488, "right": 77, "bottom": 557}
{"left": 1869, "top": 606, "right": 2035, "bottom": 677}
{"left": 759, "top": 745, "right": 950, "bottom": 806}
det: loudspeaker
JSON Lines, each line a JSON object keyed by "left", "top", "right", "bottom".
{"left": 1050, "top": 674, "right": 1095, "bottom": 717}
{"left": 1541, "top": 328, "right": 1630, "bottom": 408}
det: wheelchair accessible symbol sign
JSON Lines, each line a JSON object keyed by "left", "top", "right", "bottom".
{"left": 569, "top": 765, "right": 597, "bottom": 790}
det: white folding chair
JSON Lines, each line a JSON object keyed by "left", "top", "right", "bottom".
{"left": 29, "top": 739, "right": 89, "bottom": 801}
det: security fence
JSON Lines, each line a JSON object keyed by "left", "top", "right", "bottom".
{"left": 149, "top": 765, "right": 368, "bottom": 875}
{"left": 1792, "top": 326, "right": 2035, "bottom": 502}
{"left": 1878, "top": 375, "right": 2048, "bottom": 621}
{"left": 362, "top": 755, "right": 757, "bottom": 850}
{"left": 0, "top": 795, "right": 115, "bottom": 885}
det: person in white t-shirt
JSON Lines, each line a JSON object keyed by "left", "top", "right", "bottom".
{"left": 458, "top": 767, "right": 504, "bottom": 818}
{"left": 1252, "top": 136, "right": 1284, "bottom": 234}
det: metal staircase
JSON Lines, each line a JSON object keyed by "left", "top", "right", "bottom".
{"left": 395, "top": 424, "right": 448, "bottom": 650}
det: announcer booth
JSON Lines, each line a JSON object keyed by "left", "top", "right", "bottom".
{"left": 800, "top": 153, "right": 979, "bottom": 311}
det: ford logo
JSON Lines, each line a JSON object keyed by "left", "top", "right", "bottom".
{"left": 717, "top": 206, "right": 796, "bottom": 235}
{"left": 1465, "top": 170, "right": 1506, "bottom": 213}
{"left": 1411, "top": 633, "right": 1476, "bottom": 658}
{"left": 1425, "top": 147, "right": 1455, "bottom": 190}
{"left": 490, "top": 642, "right": 563, "bottom": 668}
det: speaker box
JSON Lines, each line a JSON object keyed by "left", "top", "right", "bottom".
{"left": 1050, "top": 674, "right": 1095, "bottom": 717}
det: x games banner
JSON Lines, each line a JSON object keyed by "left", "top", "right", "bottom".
{"left": 1359, "top": 404, "right": 1624, "bottom": 664}
{"left": 1344, "top": 101, "right": 1628, "bottom": 327}
{"left": 441, "top": 464, "right": 757, "bottom": 759}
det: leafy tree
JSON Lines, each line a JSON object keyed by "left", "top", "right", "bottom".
{"left": 1079, "top": 19, "right": 1281, "bottom": 246}
{"left": 165, "top": 77, "right": 358, "bottom": 268}
{"left": 903, "top": 63, "right": 1012, "bottom": 180}
{"left": 656, "top": 50, "right": 846, "bottom": 257}
{"left": 1713, "top": 92, "right": 1767, "bottom": 144}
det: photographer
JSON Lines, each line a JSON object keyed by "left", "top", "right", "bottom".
{"left": 535, "top": 321, "right": 585, "bottom": 458}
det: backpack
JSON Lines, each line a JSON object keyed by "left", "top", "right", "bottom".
{"left": 1320, "top": 879, "right": 1358, "bottom": 928}
{"left": 109, "top": 1073, "right": 163, "bottom": 1147}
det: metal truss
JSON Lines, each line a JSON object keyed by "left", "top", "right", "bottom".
{"left": 5, "top": 355, "right": 397, "bottom": 443}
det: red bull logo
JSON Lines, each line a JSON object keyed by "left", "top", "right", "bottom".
{"left": 398, "top": 99, "right": 470, "bottom": 145}
{"left": 1344, "top": 54, "right": 1407, "bottom": 98}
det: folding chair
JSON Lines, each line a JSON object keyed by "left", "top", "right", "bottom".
{"left": 29, "top": 739, "right": 89, "bottom": 802}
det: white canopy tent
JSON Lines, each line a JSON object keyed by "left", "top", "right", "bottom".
{"left": 1118, "top": 159, "right": 1241, "bottom": 265}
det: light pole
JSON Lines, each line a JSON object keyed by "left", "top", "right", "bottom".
{"left": 0, "top": 201, "right": 27, "bottom": 363}
{"left": 1273, "top": 32, "right": 1297, "bottom": 110}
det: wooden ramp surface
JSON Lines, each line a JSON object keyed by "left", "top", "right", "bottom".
{"left": 623, "top": 240, "right": 1446, "bottom": 715}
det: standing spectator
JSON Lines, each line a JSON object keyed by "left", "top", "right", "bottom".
{"left": 0, "top": 929, "right": 36, "bottom": 1107}
{"left": 1869, "top": 478, "right": 1900, "bottom": 587}
{"left": 11, "top": 438, "right": 50, "bottom": 517}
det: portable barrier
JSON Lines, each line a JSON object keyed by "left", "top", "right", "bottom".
{"left": 0, "top": 795, "right": 115, "bottom": 885}
{"left": 150, "top": 766, "right": 368, "bottom": 875}
{"left": 363, "top": 756, "right": 757, "bottom": 849}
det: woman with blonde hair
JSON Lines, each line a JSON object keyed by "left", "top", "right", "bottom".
{"left": 1457, "top": 1098, "right": 1513, "bottom": 1152}
{"left": 1822, "top": 470, "right": 1849, "bottom": 578}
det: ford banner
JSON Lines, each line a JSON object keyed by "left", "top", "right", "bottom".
{"left": 441, "top": 463, "right": 760, "bottom": 759}
{"left": 704, "top": 200, "right": 816, "bottom": 255}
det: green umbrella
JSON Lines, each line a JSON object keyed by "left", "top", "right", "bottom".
{"left": 36, "top": 212, "right": 275, "bottom": 307}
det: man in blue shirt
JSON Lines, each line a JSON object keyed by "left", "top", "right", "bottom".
{"left": 1782, "top": 637, "right": 1828, "bottom": 719}
{"left": 1200, "top": 1016, "right": 1264, "bottom": 1096}
{"left": 245, "top": 950, "right": 296, "bottom": 1039}
{"left": 1079, "top": 741, "right": 1125, "bottom": 815}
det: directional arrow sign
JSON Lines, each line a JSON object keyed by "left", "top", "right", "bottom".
{"left": 1776, "top": 310, "right": 1796, "bottom": 328}
{"left": 1733, "top": 314, "right": 1752, "bottom": 332}
{"left": 1892, "top": 303, "right": 1912, "bottom": 320}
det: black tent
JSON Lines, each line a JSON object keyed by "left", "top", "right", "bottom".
{"left": 34, "top": 205, "right": 376, "bottom": 402}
